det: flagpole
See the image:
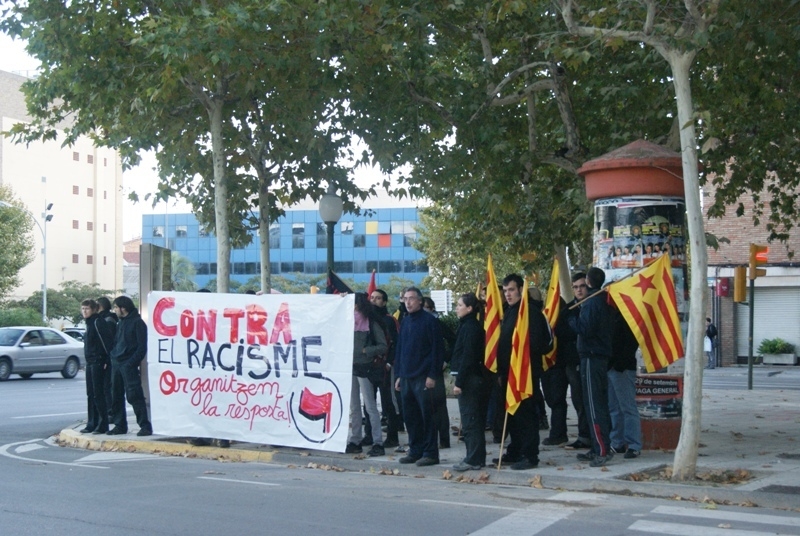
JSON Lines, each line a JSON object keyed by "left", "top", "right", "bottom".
{"left": 496, "top": 411, "right": 510, "bottom": 471}
{"left": 568, "top": 254, "right": 672, "bottom": 310}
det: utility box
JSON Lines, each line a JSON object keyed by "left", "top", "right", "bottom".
{"left": 635, "top": 374, "right": 682, "bottom": 450}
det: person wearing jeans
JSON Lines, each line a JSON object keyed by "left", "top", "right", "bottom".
{"left": 608, "top": 313, "right": 642, "bottom": 459}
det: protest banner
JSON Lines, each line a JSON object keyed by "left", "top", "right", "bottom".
{"left": 147, "top": 292, "right": 354, "bottom": 452}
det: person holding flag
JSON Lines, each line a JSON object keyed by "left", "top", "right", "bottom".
{"left": 493, "top": 274, "right": 552, "bottom": 471}
{"left": 568, "top": 267, "right": 615, "bottom": 467}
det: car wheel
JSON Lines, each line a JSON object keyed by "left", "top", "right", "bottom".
{"left": 0, "top": 358, "right": 11, "bottom": 381}
{"left": 61, "top": 357, "right": 80, "bottom": 379}
{"left": 19, "top": 373, "right": 33, "bottom": 379}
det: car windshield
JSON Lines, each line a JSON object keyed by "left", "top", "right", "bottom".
{"left": 0, "top": 328, "right": 24, "bottom": 346}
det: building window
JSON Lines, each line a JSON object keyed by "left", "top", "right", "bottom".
{"left": 104, "top": 190, "right": 107, "bottom": 200}
{"left": 87, "top": 155, "right": 94, "bottom": 164}
{"left": 379, "top": 260, "right": 401, "bottom": 273}
{"left": 104, "top": 223, "right": 107, "bottom": 232}
{"left": 73, "top": 152, "right": 79, "bottom": 161}
{"left": 341, "top": 221, "right": 354, "bottom": 235}
{"left": 87, "top": 255, "right": 93, "bottom": 264}
{"left": 378, "top": 234, "right": 391, "bottom": 248}
{"left": 72, "top": 220, "right": 79, "bottom": 229}
{"left": 87, "top": 188, "right": 93, "bottom": 197}
{"left": 269, "top": 223, "right": 280, "bottom": 249}
{"left": 72, "top": 254, "right": 79, "bottom": 264}
{"left": 152, "top": 226, "right": 164, "bottom": 238}
{"left": 176, "top": 225, "right": 188, "bottom": 237}
{"left": 103, "top": 256, "right": 107, "bottom": 265}
{"left": 354, "top": 234, "right": 366, "bottom": 247}
{"left": 104, "top": 158, "right": 107, "bottom": 167}
{"left": 316, "top": 223, "right": 327, "bottom": 248}
{"left": 292, "top": 223, "right": 304, "bottom": 249}
{"left": 73, "top": 185, "right": 79, "bottom": 195}
{"left": 87, "top": 222, "right": 93, "bottom": 231}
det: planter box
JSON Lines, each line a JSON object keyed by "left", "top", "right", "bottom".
{"left": 762, "top": 353, "right": 798, "bottom": 365}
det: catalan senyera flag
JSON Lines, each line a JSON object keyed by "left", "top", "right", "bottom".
{"left": 506, "top": 278, "right": 532, "bottom": 415}
{"left": 542, "top": 258, "right": 561, "bottom": 372}
{"left": 606, "top": 254, "right": 684, "bottom": 373}
{"left": 484, "top": 254, "right": 503, "bottom": 373}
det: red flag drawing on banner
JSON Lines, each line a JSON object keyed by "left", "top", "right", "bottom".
{"left": 484, "top": 254, "right": 503, "bottom": 372}
{"left": 606, "top": 254, "right": 685, "bottom": 372}
{"left": 367, "top": 269, "right": 377, "bottom": 296}
{"left": 506, "top": 278, "right": 532, "bottom": 415}
{"left": 542, "top": 258, "right": 561, "bottom": 372}
{"left": 299, "top": 388, "right": 333, "bottom": 434}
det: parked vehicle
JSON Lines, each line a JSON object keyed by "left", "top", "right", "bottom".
{"left": 0, "top": 327, "right": 86, "bottom": 381}
{"left": 62, "top": 327, "right": 86, "bottom": 343}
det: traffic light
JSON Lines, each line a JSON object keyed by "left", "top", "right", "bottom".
{"left": 749, "top": 243, "right": 768, "bottom": 280}
{"left": 733, "top": 266, "right": 747, "bottom": 302}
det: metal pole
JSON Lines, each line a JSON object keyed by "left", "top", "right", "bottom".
{"left": 43, "top": 201, "right": 47, "bottom": 323}
{"left": 326, "top": 221, "right": 335, "bottom": 273}
{"left": 747, "top": 278, "right": 755, "bottom": 390}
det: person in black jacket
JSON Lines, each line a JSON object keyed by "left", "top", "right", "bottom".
{"left": 367, "top": 288, "right": 402, "bottom": 448}
{"left": 540, "top": 273, "right": 591, "bottom": 449}
{"left": 96, "top": 296, "right": 117, "bottom": 414}
{"left": 493, "top": 274, "right": 552, "bottom": 471}
{"left": 107, "top": 295, "right": 152, "bottom": 436}
{"left": 79, "top": 299, "right": 115, "bottom": 434}
{"left": 451, "top": 293, "right": 489, "bottom": 471}
{"left": 568, "top": 267, "right": 614, "bottom": 467}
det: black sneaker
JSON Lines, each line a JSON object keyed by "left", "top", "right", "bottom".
{"left": 383, "top": 438, "right": 400, "bottom": 449}
{"left": 610, "top": 445, "right": 625, "bottom": 455}
{"left": 565, "top": 439, "right": 590, "bottom": 450}
{"left": 367, "top": 444, "right": 385, "bottom": 457}
{"left": 216, "top": 439, "right": 231, "bottom": 448}
{"left": 136, "top": 428, "right": 153, "bottom": 437}
{"left": 360, "top": 436, "right": 373, "bottom": 447}
{"left": 624, "top": 448, "right": 641, "bottom": 459}
{"left": 590, "top": 455, "right": 610, "bottom": 467}
{"left": 399, "top": 454, "right": 420, "bottom": 464}
{"left": 510, "top": 459, "right": 538, "bottom": 470}
{"left": 576, "top": 450, "right": 595, "bottom": 462}
{"left": 453, "top": 462, "right": 482, "bottom": 472}
{"left": 415, "top": 456, "right": 439, "bottom": 467}
{"left": 491, "top": 454, "right": 521, "bottom": 465}
{"left": 189, "top": 437, "right": 211, "bottom": 446}
{"left": 345, "top": 442, "right": 363, "bottom": 454}
{"left": 542, "top": 437, "right": 568, "bottom": 446}
{"left": 79, "top": 426, "right": 96, "bottom": 434}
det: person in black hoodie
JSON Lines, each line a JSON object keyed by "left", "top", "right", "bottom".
{"left": 107, "top": 295, "right": 152, "bottom": 436}
{"left": 96, "top": 296, "right": 117, "bottom": 414}
{"left": 79, "top": 299, "right": 115, "bottom": 434}
{"left": 451, "top": 293, "right": 489, "bottom": 471}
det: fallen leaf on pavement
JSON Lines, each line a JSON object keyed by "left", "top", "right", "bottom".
{"left": 442, "top": 470, "right": 452, "bottom": 480}
{"left": 529, "top": 475, "right": 543, "bottom": 488}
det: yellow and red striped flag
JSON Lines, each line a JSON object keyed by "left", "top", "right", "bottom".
{"left": 506, "top": 278, "right": 532, "bottom": 415}
{"left": 606, "top": 254, "right": 685, "bottom": 372}
{"left": 542, "top": 258, "right": 561, "bottom": 372}
{"left": 484, "top": 254, "right": 503, "bottom": 372}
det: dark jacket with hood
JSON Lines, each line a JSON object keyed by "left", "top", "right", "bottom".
{"left": 110, "top": 309, "right": 147, "bottom": 363}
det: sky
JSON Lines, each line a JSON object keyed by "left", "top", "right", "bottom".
{"left": 0, "top": 33, "right": 406, "bottom": 242}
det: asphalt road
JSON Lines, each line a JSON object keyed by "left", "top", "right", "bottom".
{"left": 2, "top": 370, "right": 800, "bottom": 535}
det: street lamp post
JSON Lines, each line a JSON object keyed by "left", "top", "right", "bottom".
{"left": 0, "top": 200, "right": 53, "bottom": 322}
{"left": 318, "top": 185, "right": 343, "bottom": 274}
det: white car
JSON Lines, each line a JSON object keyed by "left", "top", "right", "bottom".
{"left": 0, "top": 326, "right": 86, "bottom": 381}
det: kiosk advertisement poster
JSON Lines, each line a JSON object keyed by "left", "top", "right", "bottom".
{"left": 147, "top": 292, "right": 354, "bottom": 452}
{"left": 593, "top": 196, "right": 688, "bottom": 315}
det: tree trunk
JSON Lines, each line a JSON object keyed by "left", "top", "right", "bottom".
{"left": 258, "top": 179, "right": 271, "bottom": 293}
{"left": 209, "top": 98, "right": 230, "bottom": 294}
{"left": 666, "top": 50, "right": 707, "bottom": 482}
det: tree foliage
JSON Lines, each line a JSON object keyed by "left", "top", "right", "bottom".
{"left": 171, "top": 252, "right": 197, "bottom": 292}
{"left": 0, "top": 185, "right": 36, "bottom": 302}
{"left": 9, "top": 281, "right": 119, "bottom": 325}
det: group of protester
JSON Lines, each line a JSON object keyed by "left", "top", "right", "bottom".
{"left": 348, "top": 267, "right": 643, "bottom": 471}
{"left": 79, "top": 296, "right": 152, "bottom": 438}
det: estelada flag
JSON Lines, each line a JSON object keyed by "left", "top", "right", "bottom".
{"left": 506, "top": 278, "right": 532, "bottom": 415}
{"left": 606, "top": 254, "right": 684, "bottom": 372}
{"left": 367, "top": 269, "right": 377, "bottom": 295}
{"left": 542, "top": 258, "right": 561, "bottom": 372}
{"left": 326, "top": 269, "right": 353, "bottom": 295}
{"left": 484, "top": 254, "right": 503, "bottom": 372}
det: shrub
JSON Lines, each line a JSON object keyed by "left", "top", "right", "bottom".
{"left": 0, "top": 307, "right": 47, "bottom": 328}
{"left": 757, "top": 338, "right": 795, "bottom": 355}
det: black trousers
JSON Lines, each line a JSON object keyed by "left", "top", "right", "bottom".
{"left": 542, "top": 364, "right": 590, "bottom": 442}
{"left": 457, "top": 374, "right": 490, "bottom": 466}
{"left": 85, "top": 360, "right": 110, "bottom": 431}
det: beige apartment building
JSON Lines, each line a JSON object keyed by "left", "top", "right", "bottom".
{"left": 0, "top": 70, "right": 123, "bottom": 302}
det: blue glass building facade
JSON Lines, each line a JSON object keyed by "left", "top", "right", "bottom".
{"left": 141, "top": 208, "right": 428, "bottom": 288}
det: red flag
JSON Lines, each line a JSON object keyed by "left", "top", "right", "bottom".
{"left": 326, "top": 269, "right": 353, "bottom": 295}
{"left": 298, "top": 388, "right": 333, "bottom": 434}
{"left": 367, "top": 269, "right": 377, "bottom": 295}
{"left": 606, "top": 254, "right": 684, "bottom": 372}
{"left": 506, "top": 278, "right": 532, "bottom": 415}
{"left": 484, "top": 254, "right": 503, "bottom": 372}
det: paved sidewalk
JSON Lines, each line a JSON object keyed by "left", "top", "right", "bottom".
{"left": 58, "top": 367, "right": 800, "bottom": 510}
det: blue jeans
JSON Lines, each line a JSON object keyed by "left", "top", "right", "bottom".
{"left": 400, "top": 375, "right": 438, "bottom": 460}
{"left": 607, "top": 369, "right": 642, "bottom": 451}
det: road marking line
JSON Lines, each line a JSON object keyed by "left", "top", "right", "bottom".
{"left": 198, "top": 476, "right": 280, "bottom": 487}
{"left": 468, "top": 502, "right": 579, "bottom": 535}
{"left": 15, "top": 444, "right": 46, "bottom": 453}
{"left": 12, "top": 411, "right": 85, "bottom": 419}
{"left": 420, "top": 499, "right": 520, "bottom": 511}
{"left": 0, "top": 439, "right": 107, "bottom": 469}
{"left": 652, "top": 506, "right": 800, "bottom": 527}
{"left": 630, "top": 519, "right": 794, "bottom": 536}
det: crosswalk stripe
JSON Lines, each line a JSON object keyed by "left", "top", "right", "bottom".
{"left": 468, "top": 503, "right": 579, "bottom": 536}
{"left": 652, "top": 506, "right": 800, "bottom": 528}
{"left": 630, "top": 519, "right": 795, "bottom": 536}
